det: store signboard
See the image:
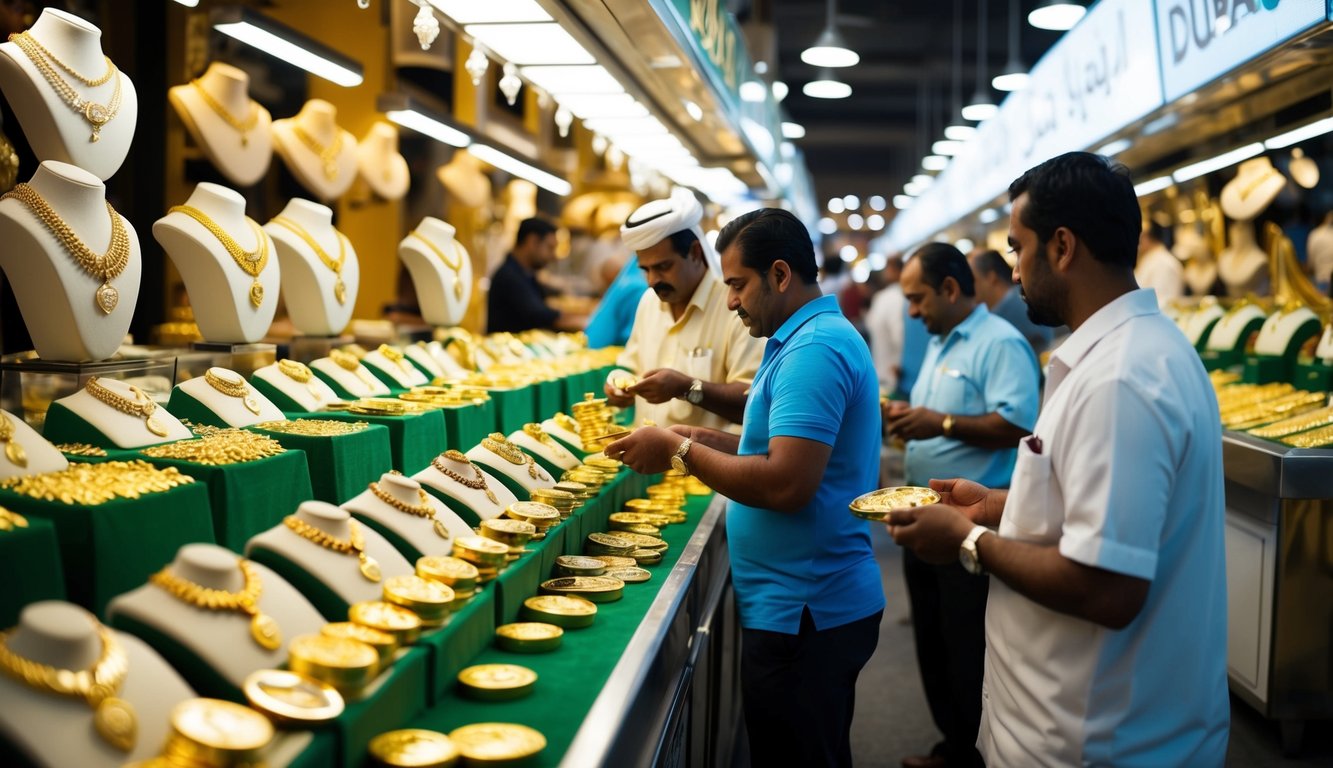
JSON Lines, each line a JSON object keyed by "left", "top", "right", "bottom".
{"left": 1155, "top": 0, "right": 1325, "bottom": 102}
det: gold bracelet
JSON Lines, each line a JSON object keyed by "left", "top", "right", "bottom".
{"left": 203, "top": 368, "right": 262, "bottom": 415}
{"left": 284, "top": 515, "right": 381, "bottom": 582}
{"left": 431, "top": 450, "right": 499, "bottom": 505}
{"left": 368, "top": 481, "right": 450, "bottom": 539}
{"left": 0, "top": 460, "right": 194, "bottom": 505}
{"left": 150, "top": 558, "right": 281, "bottom": 650}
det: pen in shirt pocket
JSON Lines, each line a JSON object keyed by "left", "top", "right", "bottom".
{"left": 1025, "top": 434, "right": 1043, "bottom": 454}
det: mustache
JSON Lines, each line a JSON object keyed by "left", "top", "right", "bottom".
{"left": 651, "top": 283, "right": 674, "bottom": 296}
{"left": 736, "top": 308, "right": 750, "bottom": 320}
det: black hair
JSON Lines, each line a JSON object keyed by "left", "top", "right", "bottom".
{"left": 909, "top": 242, "right": 976, "bottom": 297}
{"left": 516, "top": 217, "right": 557, "bottom": 246}
{"left": 667, "top": 229, "right": 700, "bottom": 260}
{"left": 1008, "top": 151, "right": 1140, "bottom": 269}
{"left": 970, "top": 249, "right": 1014, "bottom": 284}
{"left": 715, "top": 208, "right": 818, "bottom": 284}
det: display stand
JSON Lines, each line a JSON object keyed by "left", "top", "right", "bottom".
{"left": 265, "top": 199, "right": 359, "bottom": 337}
{"left": 288, "top": 334, "right": 355, "bottom": 364}
{"left": 1181, "top": 301, "right": 1226, "bottom": 351}
{"left": 0, "top": 515, "right": 65, "bottom": 627}
{"left": 166, "top": 62, "right": 273, "bottom": 187}
{"left": 168, "top": 367, "right": 286, "bottom": 428}
{"left": 541, "top": 417, "right": 586, "bottom": 456}
{"left": 251, "top": 419, "right": 392, "bottom": 505}
{"left": 1201, "top": 304, "right": 1268, "bottom": 371}
{"left": 251, "top": 361, "right": 341, "bottom": 413}
{"left": 0, "top": 407, "right": 67, "bottom": 480}
{"left": 0, "top": 355, "right": 175, "bottom": 431}
{"left": 316, "top": 409, "right": 446, "bottom": 474}
{"left": 403, "top": 343, "right": 446, "bottom": 380}
{"left": 467, "top": 443, "right": 555, "bottom": 499}
{"left": 418, "top": 340, "right": 472, "bottom": 380}
{"left": 270, "top": 100, "right": 357, "bottom": 201}
{"left": 326, "top": 646, "right": 430, "bottom": 768}
{"left": 487, "top": 386, "right": 538, "bottom": 435}
{"left": 510, "top": 427, "right": 581, "bottom": 475}
{"left": 43, "top": 375, "right": 192, "bottom": 449}
{"left": 342, "top": 472, "right": 474, "bottom": 561}
{"left": 1293, "top": 323, "right": 1333, "bottom": 392}
{"left": 398, "top": 218, "right": 472, "bottom": 328}
{"left": 411, "top": 451, "right": 515, "bottom": 526}
{"left": 355, "top": 121, "right": 409, "bottom": 201}
{"left": 310, "top": 355, "right": 391, "bottom": 399}
{"left": 411, "top": 586, "right": 495, "bottom": 704}
{"left": 361, "top": 347, "right": 428, "bottom": 389}
{"left": 1244, "top": 306, "right": 1323, "bottom": 384}
{"left": 443, "top": 399, "right": 497, "bottom": 449}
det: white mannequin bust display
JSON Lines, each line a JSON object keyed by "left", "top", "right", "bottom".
{"left": 1253, "top": 305, "right": 1320, "bottom": 356}
{"left": 399, "top": 217, "right": 474, "bottom": 327}
{"left": 404, "top": 343, "right": 447, "bottom": 380}
{"left": 174, "top": 366, "right": 285, "bottom": 427}
{"left": 252, "top": 361, "right": 340, "bottom": 412}
{"left": 1218, "top": 220, "right": 1270, "bottom": 298}
{"left": 0, "top": 160, "right": 141, "bottom": 361}
{"left": 1221, "top": 157, "right": 1287, "bottom": 221}
{"left": 467, "top": 442, "right": 556, "bottom": 495}
{"left": 1181, "top": 301, "right": 1226, "bottom": 347}
{"left": 437, "top": 151, "right": 491, "bottom": 209}
{"left": 271, "top": 100, "right": 357, "bottom": 201}
{"left": 422, "top": 340, "right": 473, "bottom": 379}
{"left": 54, "top": 377, "right": 192, "bottom": 447}
{"left": 167, "top": 62, "right": 272, "bottom": 187}
{"left": 106, "top": 544, "right": 325, "bottom": 693}
{"left": 244, "top": 501, "right": 412, "bottom": 609}
{"left": 265, "top": 199, "right": 359, "bottom": 337}
{"left": 361, "top": 346, "right": 430, "bottom": 389}
{"left": 1206, "top": 303, "right": 1268, "bottom": 352}
{"left": 355, "top": 121, "right": 409, "bottom": 201}
{"left": 342, "top": 472, "right": 474, "bottom": 558}
{"left": 309, "top": 354, "right": 391, "bottom": 398}
{"left": 411, "top": 451, "right": 515, "bottom": 522}
{"left": 1314, "top": 323, "right": 1333, "bottom": 362}
{"left": 0, "top": 407, "right": 68, "bottom": 479}
{"left": 509, "top": 427, "right": 581, "bottom": 472}
{"left": 1218, "top": 158, "right": 1282, "bottom": 298}
{"left": 0, "top": 9, "right": 137, "bottom": 180}
{"left": 0, "top": 601, "right": 195, "bottom": 766}
{"left": 540, "top": 417, "right": 584, "bottom": 453}
{"left": 153, "top": 183, "right": 280, "bottom": 343}
{"left": 1308, "top": 213, "right": 1333, "bottom": 291}
{"left": 1176, "top": 227, "right": 1219, "bottom": 296}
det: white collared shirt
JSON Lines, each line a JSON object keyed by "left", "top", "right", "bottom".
{"left": 980, "top": 289, "right": 1229, "bottom": 767}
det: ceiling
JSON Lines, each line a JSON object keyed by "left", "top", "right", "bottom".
{"left": 760, "top": 0, "right": 1069, "bottom": 213}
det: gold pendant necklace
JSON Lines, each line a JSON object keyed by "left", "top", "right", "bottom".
{"left": 522, "top": 422, "right": 569, "bottom": 460}
{"left": 277, "top": 359, "right": 324, "bottom": 398}
{"left": 290, "top": 123, "right": 344, "bottom": 180}
{"left": 377, "top": 344, "right": 414, "bottom": 377}
{"left": 270, "top": 216, "right": 347, "bottom": 304}
{"left": 0, "top": 412, "right": 26, "bottom": 468}
{"left": 203, "top": 368, "right": 262, "bottom": 415}
{"left": 85, "top": 376, "right": 168, "bottom": 437}
{"left": 0, "top": 622, "right": 137, "bottom": 751}
{"left": 9, "top": 31, "right": 121, "bottom": 142}
{"left": 330, "top": 349, "right": 379, "bottom": 389}
{"left": 284, "top": 515, "right": 381, "bottom": 582}
{"left": 189, "top": 79, "right": 258, "bottom": 146}
{"left": 168, "top": 205, "right": 268, "bottom": 308}
{"left": 150, "top": 558, "right": 282, "bottom": 650}
{"left": 369, "top": 480, "right": 450, "bottom": 539}
{"left": 409, "top": 231, "right": 465, "bottom": 301}
{"left": 482, "top": 432, "right": 544, "bottom": 480}
{"left": 2, "top": 183, "right": 129, "bottom": 314}
{"left": 432, "top": 449, "right": 500, "bottom": 505}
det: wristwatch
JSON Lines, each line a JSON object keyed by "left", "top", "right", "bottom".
{"left": 670, "top": 438, "right": 694, "bottom": 476}
{"left": 685, "top": 378, "right": 704, "bottom": 405}
{"left": 960, "top": 525, "right": 991, "bottom": 575}
{"left": 941, "top": 413, "right": 955, "bottom": 437}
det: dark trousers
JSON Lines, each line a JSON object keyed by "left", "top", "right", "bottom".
{"left": 741, "top": 607, "right": 883, "bottom": 768}
{"left": 903, "top": 549, "right": 989, "bottom": 768}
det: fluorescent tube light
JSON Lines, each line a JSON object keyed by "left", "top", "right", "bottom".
{"left": 1264, "top": 116, "right": 1333, "bottom": 149}
{"left": 1133, "top": 176, "right": 1174, "bottom": 197}
{"left": 518, "top": 65, "right": 622, "bottom": 95}
{"left": 944, "top": 125, "right": 977, "bottom": 141}
{"left": 213, "top": 7, "right": 363, "bottom": 87}
{"left": 1171, "top": 143, "right": 1263, "bottom": 183}
{"left": 1096, "top": 138, "right": 1132, "bottom": 156}
{"left": 467, "top": 144, "right": 571, "bottom": 196}
{"left": 555, "top": 93, "right": 646, "bottom": 119}
{"left": 464, "top": 23, "right": 593, "bottom": 65}
{"left": 921, "top": 155, "right": 949, "bottom": 171}
{"left": 385, "top": 110, "right": 470, "bottom": 147}
{"left": 426, "top": 0, "right": 551, "bottom": 24}
{"left": 932, "top": 140, "right": 965, "bottom": 156}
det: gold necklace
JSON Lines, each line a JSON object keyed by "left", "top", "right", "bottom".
{"left": 481, "top": 432, "right": 543, "bottom": 480}
{"left": 290, "top": 123, "right": 344, "bottom": 180}
{"left": 188, "top": 79, "right": 258, "bottom": 146}
{"left": 0, "top": 412, "right": 26, "bottom": 468}
{"left": 377, "top": 344, "right": 414, "bottom": 376}
{"left": 9, "top": 32, "right": 122, "bottom": 142}
{"left": 168, "top": 205, "right": 268, "bottom": 307}
{"left": 0, "top": 622, "right": 137, "bottom": 751}
{"left": 432, "top": 449, "right": 499, "bottom": 505}
{"left": 410, "top": 231, "right": 465, "bottom": 301}
{"left": 270, "top": 216, "right": 346, "bottom": 304}
{"left": 330, "top": 349, "right": 378, "bottom": 389}
{"left": 150, "top": 559, "right": 281, "bottom": 650}
{"left": 203, "top": 368, "right": 262, "bottom": 415}
{"left": 284, "top": 515, "right": 381, "bottom": 582}
{"left": 277, "top": 359, "right": 324, "bottom": 398}
{"left": 2, "top": 183, "right": 129, "bottom": 314}
{"left": 522, "top": 422, "right": 570, "bottom": 460}
{"left": 85, "top": 376, "right": 168, "bottom": 437}
{"left": 369, "top": 481, "right": 450, "bottom": 539}
{"left": 0, "top": 506, "right": 29, "bottom": 531}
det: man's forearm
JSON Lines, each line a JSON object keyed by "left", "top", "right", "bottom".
{"left": 949, "top": 413, "right": 1029, "bottom": 450}
{"left": 685, "top": 442, "right": 822, "bottom": 513}
{"left": 684, "top": 426, "right": 740, "bottom": 454}
{"left": 698, "top": 381, "right": 749, "bottom": 424}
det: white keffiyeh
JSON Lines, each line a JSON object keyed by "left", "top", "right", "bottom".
{"left": 620, "top": 187, "right": 720, "bottom": 278}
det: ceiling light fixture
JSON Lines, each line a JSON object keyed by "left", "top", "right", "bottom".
{"left": 801, "top": 0, "right": 859, "bottom": 68}
{"left": 379, "top": 95, "right": 471, "bottom": 148}
{"left": 803, "top": 71, "right": 852, "bottom": 99}
{"left": 519, "top": 65, "right": 623, "bottom": 95}
{"left": 921, "top": 155, "right": 949, "bottom": 171}
{"left": 425, "top": 0, "right": 551, "bottom": 24}
{"left": 992, "top": 0, "right": 1029, "bottom": 91}
{"left": 740, "top": 80, "right": 768, "bottom": 102}
{"left": 212, "top": 7, "right": 363, "bottom": 87}
{"left": 932, "top": 139, "right": 965, "bottom": 156}
{"left": 1172, "top": 143, "right": 1264, "bottom": 183}
{"left": 772, "top": 81, "right": 789, "bottom": 102}
{"left": 1096, "top": 138, "right": 1132, "bottom": 156}
{"left": 868, "top": 195, "right": 887, "bottom": 211}
{"left": 467, "top": 143, "right": 571, "bottom": 196}
{"left": 1264, "top": 116, "right": 1333, "bottom": 149}
{"left": 463, "top": 22, "right": 593, "bottom": 65}
{"left": 828, "top": 197, "right": 845, "bottom": 214}
{"left": 944, "top": 125, "right": 977, "bottom": 141}
{"left": 683, "top": 100, "right": 704, "bottom": 122}
{"left": 1028, "top": 0, "right": 1085, "bottom": 31}
{"left": 1133, "top": 176, "right": 1174, "bottom": 197}
{"left": 782, "top": 121, "right": 806, "bottom": 139}
{"left": 962, "top": 0, "right": 997, "bottom": 121}
{"left": 893, "top": 195, "right": 914, "bottom": 210}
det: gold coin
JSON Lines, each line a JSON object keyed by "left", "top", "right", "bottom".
{"left": 171, "top": 697, "right": 273, "bottom": 752}
{"left": 449, "top": 723, "right": 546, "bottom": 763}
{"left": 585, "top": 532, "right": 635, "bottom": 554}
{"left": 495, "top": 622, "right": 563, "bottom": 643}
{"left": 554, "top": 555, "right": 607, "bottom": 576}
{"left": 631, "top": 549, "right": 663, "bottom": 566}
{"left": 504, "top": 501, "right": 560, "bottom": 526}
{"left": 457, "top": 664, "right": 537, "bottom": 701}
{"left": 587, "top": 555, "right": 637, "bottom": 569}
{"left": 848, "top": 486, "right": 942, "bottom": 521}
{"left": 416, "top": 555, "right": 480, "bottom": 588}
{"left": 368, "top": 728, "right": 459, "bottom": 767}
{"left": 243, "top": 669, "right": 345, "bottom": 724}
{"left": 605, "top": 566, "right": 652, "bottom": 583}
{"left": 322, "top": 622, "right": 398, "bottom": 667}
{"left": 350, "top": 601, "right": 423, "bottom": 645}
{"left": 540, "top": 576, "right": 624, "bottom": 603}
{"left": 608, "top": 512, "right": 654, "bottom": 527}
{"left": 521, "top": 594, "right": 597, "bottom": 629}
{"left": 614, "top": 532, "right": 668, "bottom": 550}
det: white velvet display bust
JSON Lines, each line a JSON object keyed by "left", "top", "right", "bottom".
{"left": 0, "top": 407, "right": 67, "bottom": 479}
{"left": 356, "top": 121, "right": 409, "bottom": 201}
{"left": 361, "top": 347, "right": 429, "bottom": 389}
{"left": 55, "top": 377, "right": 192, "bottom": 448}
{"left": 167, "top": 62, "right": 273, "bottom": 187}
{"left": 1254, "top": 306, "right": 1319, "bottom": 356}
{"left": 1218, "top": 221, "right": 1270, "bottom": 298}
{"left": 271, "top": 100, "right": 357, "bottom": 201}
{"left": 540, "top": 417, "right": 584, "bottom": 452}
{"left": 154, "top": 183, "right": 280, "bottom": 343}
{"left": 175, "top": 367, "right": 285, "bottom": 427}
{"left": 106, "top": 544, "right": 325, "bottom": 692}
{"left": 1206, "top": 304, "right": 1268, "bottom": 352}
{"left": 309, "top": 354, "right": 390, "bottom": 398}
{"left": 343, "top": 472, "right": 474, "bottom": 558}
{"left": 265, "top": 199, "right": 359, "bottom": 337}
{"left": 252, "top": 361, "right": 340, "bottom": 412}
{"left": 467, "top": 443, "right": 555, "bottom": 495}
{"left": 0, "top": 8, "right": 137, "bottom": 180}
{"left": 0, "top": 601, "right": 195, "bottom": 766}
{"left": 411, "top": 452, "right": 515, "bottom": 522}
{"left": 404, "top": 343, "right": 446, "bottom": 380}
{"left": 399, "top": 217, "right": 473, "bottom": 328}
{"left": 0, "top": 160, "right": 141, "bottom": 361}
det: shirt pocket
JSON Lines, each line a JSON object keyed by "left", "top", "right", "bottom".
{"left": 1002, "top": 437, "right": 1060, "bottom": 542}
{"left": 934, "top": 367, "right": 986, "bottom": 414}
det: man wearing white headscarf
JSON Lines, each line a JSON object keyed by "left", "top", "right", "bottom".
{"left": 606, "top": 188, "right": 763, "bottom": 431}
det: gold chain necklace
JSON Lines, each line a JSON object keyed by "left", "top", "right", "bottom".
{"left": 85, "top": 376, "right": 168, "bottom": 437}
{"left": 150, "top": 559, "right": 281, "bottom": 650}
{"left": 2, "top": 183, "right": 129, "bottom": 314}
{"left": 168, "top": 205, "right": 268, "bottom": 307}
{"left": 410, "top": 231, "right": 465, "bottom": 301}
{"left": 188, "top": 79, "right": 258, "bottom": 146}
{"left": 290, "top": 123, "right": 343, "bottom": 180}
{"left": 0, "top": 412, "right": 26, "bottom": 468}
{"left": 481, "top": 432, "right": 542, "bottom": 480}
{"left": 432, "top": 449, "right": 499, "bottom": 505}
{"left": 270, "top": 216, "right": 346, "bottom": 304}
{"left": 9, "top": 32, "right": 121, "bottom": 142}
{"left": 522, "top": 423, "right": 570, "bottom": 460}
{"left": 284, "top": 515, "right": 381, "bottom": 582}
{"left": 377, "top": 344, "right": 414, "bottom": 376}
{"left": 368, "top": 481, "right": 450, "bottom": 539}
{"left": 203, "top": 368, "right": 261, "bottom": 415}
{"left": 277, "top": 359, "right": 324, "bottom": 398}
{"left": 0, "top": 622, "right": 136, "bottom": 751}
{"left": 330, "top": 349, "right": 379, "bottom": 389}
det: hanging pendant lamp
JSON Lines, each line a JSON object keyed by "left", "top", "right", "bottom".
{"left": 801, "top": 0, "right": 859, "bottom": 68}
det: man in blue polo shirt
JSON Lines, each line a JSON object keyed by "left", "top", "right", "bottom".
{"left": 607, "top": 208, "right": 884, "bottom": 767}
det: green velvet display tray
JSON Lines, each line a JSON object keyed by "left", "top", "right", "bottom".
{"left": 0, "top": 515, "right": 66, "bottom": 627}
{"left": 141, "top": 451, "right": 314, "bottom": 551}
{"left": 310, "top": 367, "right": 391, "bottom": 401}
{"left": 166, "top": 387, "right": 261, "bottom": 429}
{"left": 1242, "top": 354, "right": 1289, "bottom": 384}
{"left": 437, "top": 400, "right": 494, "bottom": 450}
{"left": 42, "top": 400, "right": 183, "bottom": 451}
{"left": 0, "top": 482, "right": 214, "bottom": 617}
{"left": 328, "top": 646, "right": 432, "bottom": 768}
{"left": 1294, "top": 360, "right": 1333, "bottom": 392}
{"left": 534, "top": 380, "right": 562, "bottom": 425}
{"left": 413, "top": 584, "right": 497, "bottom": 703}
{"left": 249, "top": 376, "right": 317, "bottom": 414}
{"left": 488, "top": 387, "right": 537, "bottom": 436}
{"left": 491, "top": 521, "right": 571, "bottom": 628}
{"left": 245, "top": 543, "right": 363, "bottom": 623}
{"left": 251, "top": 422, "right": 392, "bottom": 504}
{"left": 286, "top": 731, "right": 338, "bottom": 768}
{"left": 315, "top": 410, "right": 446, "bottom": 474}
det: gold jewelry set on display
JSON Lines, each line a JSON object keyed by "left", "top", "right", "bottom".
{"left": 252, "top": 418, "right": 368, "bottom": 437}
{"left": 85, "top": 376, "right": 169, "bottom": 437}
{"left": 276, "top": 358, "right": 324, "bottom": 398}
{"left": 9, "top": 31, "right": 121, "bottom": 142}
{"left": 329, "top": 348, "right": 377, "bottom": 387}
{"left": 409, "top": 230, "right": 465, "bottom": 301}
{"left": 290, "top": 123, "right": 343, "bottom": 181}
{"left": 189, "top": 79, "right": 258, "bottom": 146}
{"left": 53, "top": 442, "right": 107, "bottom": 457}
{"left": 202, "top": 368, "right": 263, "bottom": 415}
{"left": 167, "top": 205, "right": 269, "bottom": 307}
{"left": 140, "top": 428, "right": 284, "bottom": 466}
{"left": 0, "top": 506, "right": 29, "bottom": 531}
{"left": 0, "top": 460, "right": 193, "bottom": 505}
{"left": 369, "top": 479, "right": 450, "bottom": 539}
{"left": 432, "top": 449, "right": 499, "bottom": 505}
{"left": 270, "top": 215, "right": 347, "bottom": 304}
{"left": 283, "top": 515, "right": 382, "bottom": 582}
{"left": 522, "top": 422, "right": 571, "bottom": 460}
{"left": 376, "top": 343, "right": 416, "bottom": 379}
{"left": 149, "top": 558, "right": 282, "bottom": 651}
{"left": 481, "top": 432, "right": 548, "bottom": 481}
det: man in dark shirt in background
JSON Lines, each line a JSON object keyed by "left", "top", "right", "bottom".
{"left": 487, "top": 218, "right": 586, "bottom": 333}
{"left": 968, "top": 248, "right": 1053, "bottom": 357}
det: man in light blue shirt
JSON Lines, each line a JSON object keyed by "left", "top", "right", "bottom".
{"left": 886, "top": 242, "right": 1039, "bottom": 768}
{"left": 584, "top": 254, "right": 646, "bottom": 348}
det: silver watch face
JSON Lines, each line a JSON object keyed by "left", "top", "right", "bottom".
{"left": 686, "top": 380, "right": 703, "bottom": 404}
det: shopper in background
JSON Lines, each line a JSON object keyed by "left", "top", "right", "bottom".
{"left": 486, "top": 217, "right": 586, "bottom": 333}
{"left": 968, "top": 248, "right": 1053, "bottom": 357}
{"left": 1308, "top": 210, "right": 1333, "bottom": 294}
{"left": 605, "top": 190, "right": 762, "bottom": 430}
{"left": 865, "top": 255, "right": 906, "bottom": 396}
{"left": 888, "top": 152, "right": 1229, "bottom": 766}
{"left": 886, "top": 242, "right": 1039, "bottom": 768}
{"left": 606, "top": 208, "right": 884, "bottom": 768}
{"left": 584, "top": 251, "right": 647, "bottom": 348}
{"left": 1134, "top": 222, "right": 1184, "bottom": 308}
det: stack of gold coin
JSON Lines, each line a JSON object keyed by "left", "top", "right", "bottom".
{"left": 623, "top": 523, "right": 663, "bottom": 538}
{"left": 481, "top": 518, "right": 536, "bottom": 554}
{"left": 322, "top": 622, "right": 398, "bottom": 668}
{"left": 349, "top": 601, "right": 423, "bottom": 645}
{"left": 605, "top": 566, "right": 652, "bottom": 583}
{"left": 623, "top": 498, "right": 665, "bottom": 516}
{"left": 540, "top": 576, "right": 625, "bottom": 603}
{"left": 349, "top": 398, "right": 410, "bottom": 416}
{"left": 160, "top": 698, "right": 275, "bottom": 767}
{"left": 646, "top": 484, "right": 687, "bottom": 508}
{"left": 521, "top": 594, "right": 597, "bottom": 628}
{"left": 287, "top": 634, "right": 379, "bottom": 696}
{"left": 608, "top": 510, "right": 661, "bottom": 532}
{"left": 383, "top": 575, "right": 455, "bottom": 627}
{"left": 368, "top": 728, "right": 459, "bottom": 768}
{"left": 587, "top": 555, "right": 637, "bottom": 569}
{"left": 504, "top": 501, "right": 560, "bottom": 534}
{"left": 586, "top": 532, "right": 635, "bottom": 556}
{"left": 554, "top": 555, "right": 607, "bottom": 577}
{"left": 583, "top": 456, "right": 623, "bottom": 476}
{"left": 495, "top": 622, "right": 564, "bottom": 653}
{"left": 571, "top": 393, "right": 617, "bottom": 451}
{"left": 563, "top": 468, "right": 606, "bottom": 489}
{"left": 457, "top": 663, "right": 538, "bottom": 701}
{"left": 453, "top": 535, "right": 511, "bottom": 582}
{"left": 243, "top": 669, "right": 345, "bottom": 725}
{"left": 615, "top": 531, "right": 668, "bottom": 551}
{"left": 530, "top": 488, "right": 576, "bottom": 518}
{"left": 449, "top": 723, "right": 546, "bottom": 765}
{"left": 631, "top": 549, "right": 663, "bottom": 566}
{"left": 416, "top": 556, "right": 480, "bottom": 606}
{"left": 551, "top": 481, "right": 592, "bottom": 506}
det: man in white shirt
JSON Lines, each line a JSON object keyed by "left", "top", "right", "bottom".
{"left": 887, "top": 152, "right": 1229, "bottom": 767}
{"left": 1134, "top": 223, "right": 1183, "bottom": 308}
{"left": 865, "top": 256, "right": 905, "bottom": 395}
